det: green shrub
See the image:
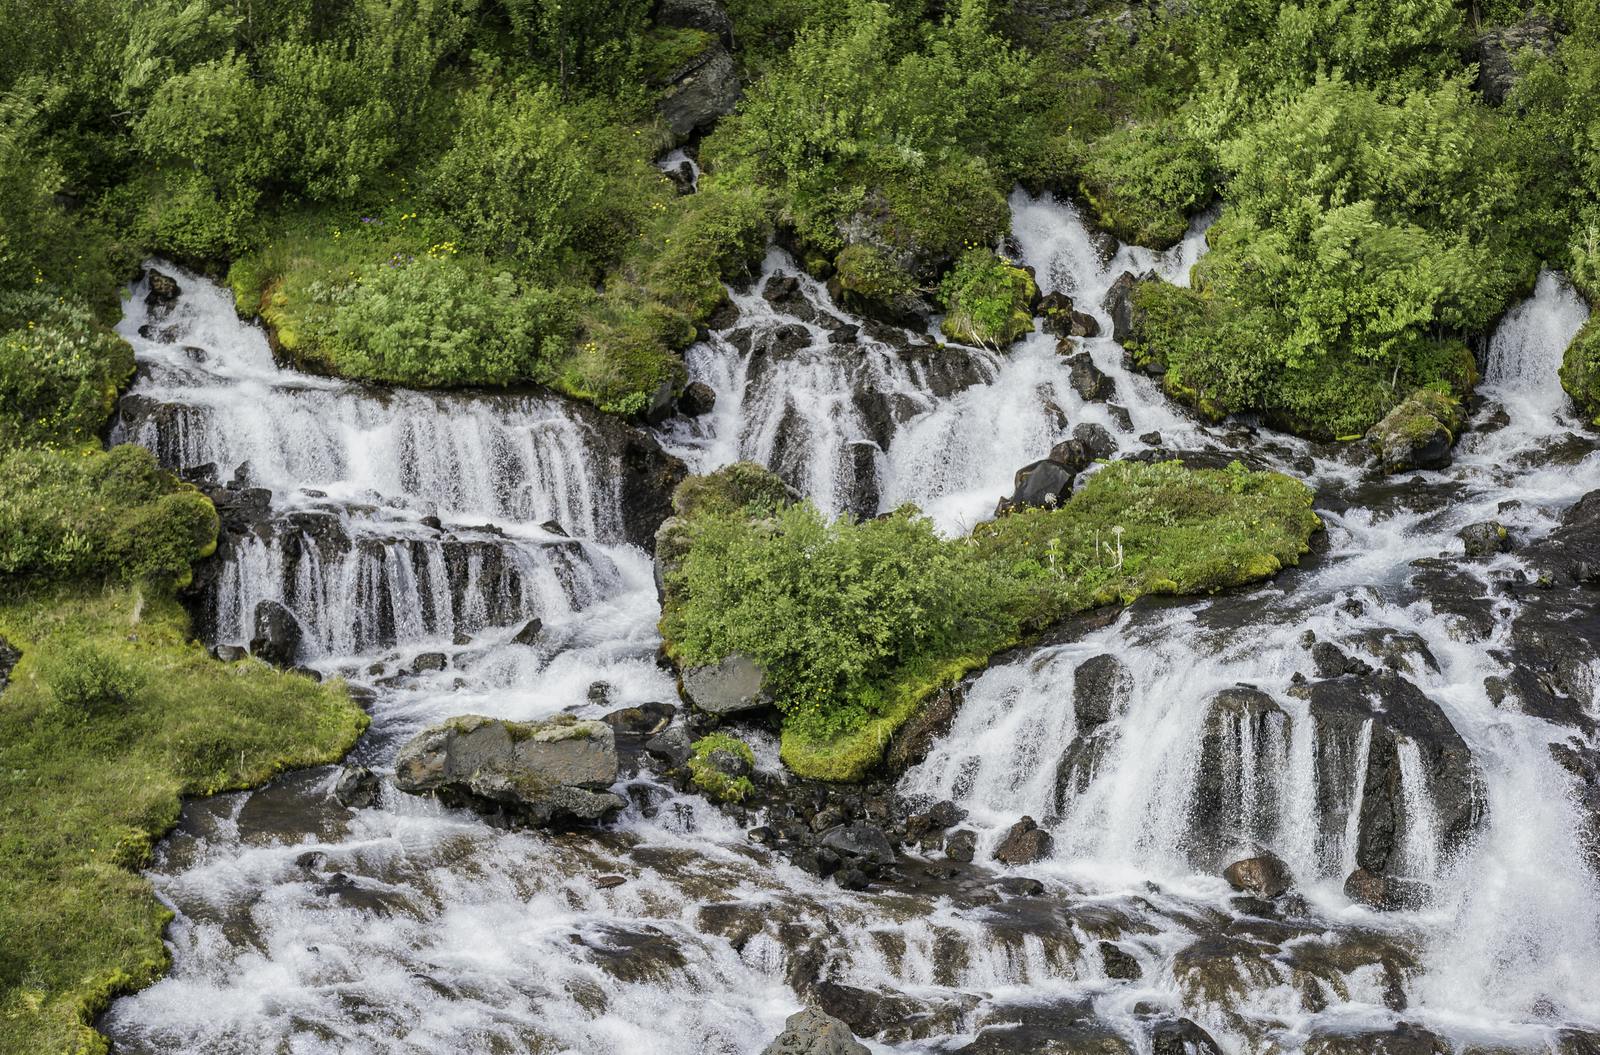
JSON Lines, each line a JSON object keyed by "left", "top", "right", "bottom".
{"left": 45, "top": 642, "right": 143, "bottom": 718}
{"left": 1078, "top": 117, "right": 1215, "bottom": 249}
{"left": 311, "top": 255, "right": 579, "bottom": 388}
{"left": 938, "top": 247, "right": 1037, "bottom": 348}
{"left": 662, "top": 460, "right": 1320, "bottom": 778}
{"left": 0, "top": 297, "right": 135, "bottom": 450}
{"left": 1560, "top": 319, "right": 1600, "bottom": 423}
{"left": 0, "top": 445, "right": 218, "bottom": 586}
{"left": 687, "top": 733, "right": 757, "bottom": 802}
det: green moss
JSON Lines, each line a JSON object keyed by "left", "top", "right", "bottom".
{"left": 938, "top": 248, "right": 1038, "bottom": 349}
{"left": 1078, "top": 117, "right": 1216, "bottom": 250}
{"left": 1560, "top": 317, "right": 1600, "bottom": 424}
{"left": 665, "top": 459, "right": 1321, "bottom": 782}
{"left": 1365, "top": 387, "right": 1465, "bottom": 466}
{"left": 833, "top": 243, "right": 918, "bottom": 302}
{"left": 0, "top": 586, "right": 367, "bottom": 1055}
{"left": 687, "top": 733, "right": 756, "bottom": 802}
{"left": 640, "top": 26, "right": 719, "bottom": 82}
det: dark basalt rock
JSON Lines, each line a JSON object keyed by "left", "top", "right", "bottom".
{"left": 945, "top": 828, "right": 977, "bottom": 862}
{"left": 1150, "top": 1018, "right": 1224, "bottom": 1055}
{"left": 1292, "top": 672, "right": 1482, "bottom": 874}
{"left": 819, "top": 822, "right": 896, "bottom": 866}
{"left": 953, "top": 1001, "right": 1133, "bottom": 1055}
{"left": 644, "top": 724, "right": 694, "bottom": 768}
{"left": 808, "top": 980, "right": 974, "bottom": 1043}
{"left": 994, "top": 816, "right": 1053, "bottom": 865}
{"left": 1102, "top": 270, "right": 1156, "bottom": 348}
{"left": 145, "top": 269, "right": 181, "bottom": 317}
{"left": 0, "top": 635, "right": 20, "bottom": 694}
{"left": 1343, "top": 866, "right": 1431, "bottom": 911}
{"left": 410, "top": 651, "right": 446, "bottom": 673}
{"left": 1472, "top": 15, "right": 1559, "bottom": 106}
{"left": 1099, "top": 941, "right": 1142, "bottom": 980}
{"left": 618, "top": 429, "right": 687, "bottom": 551}
{"left": 1066, "top": 352, "right": 1115, "bottom": 402}
{"left": 1072, "top": 654, "right": 1132, "bottom": 733}
{"left": 1191, "top": 687, "right": 1287, "bottom": 862}
{"left": 511, "top": 617, "right": 543, "bottom": 647}
{"left": 1303, "top": 1022, "right": 1450, "bottom": 1055}
{"left": 1458, "top": 520, "right": 1510, "bottom": 558}
{"left": 250, "top": 599, "right": 303, "bottom": 667}
{"left": 657, "top": 43, "right": 741, "bottom": 143}
{"left": 679, "top": 380, "right": 717, "bottom": 417}
{"left": 1310, "top": 640, "right": 1373, "bottom": 679}
{"left": 995, "top": 458, "right": 1076, "bottom": 515}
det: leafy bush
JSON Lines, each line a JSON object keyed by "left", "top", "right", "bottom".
{"left": 662, "top": 460, "right": 1320, "bottom": 777}
{"left": 311, "top": 255, "right": 579, "bottom": 387}
{"left": 664, "top": 501, "right": 1026, "bottom": 737}
{"left": 938, "top": 247, "right": 1038, "bottom": 348}
{"left": 0, "top": 296, "right": 135, "bottom": 450}
{"left": 44, "top": 642, "right": 143, "bottom": 718}
{"left": 1078, "top": 118, "right": 1215, "bottom": 249}
{"left": 0, "top": 445, "right": 218, "bottom": 586}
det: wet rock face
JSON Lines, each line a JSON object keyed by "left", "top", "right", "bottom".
{"left": 145, "top": 269, "right": 181, "bottom": 316}
{"left": 1150, "top": 1019, "right": 1223, "bottom": 1055}
{"left": 1191, "top": 686, "right": 1286, "bottom": 856}
{"left": 1293, "top": 671, "right": 1481, "bottom": 874}
{"left": 1458, "top": 520, "right": 1510, "bottom": 558}
{"left": 617, "top": 430, "right": 688, "bottom": 552}
{"left": 761, "top": 1008, "right": 870, "bottom": 1055}
{"left": 681, "top": 652, "right": 769, "bottom": 716}
{"left": 1472, "top": 15, "right": 1560, "bottom": 106}
{"left": 657, "top": 42, "right": 741, "bottom": 142}
{"left": 953, "top": 1002, "right": 1133, "bottom": 1055}
{"left": 1223, "top": 851, "right": 1293, "bottom": 898}
{"left": 393, "top": 714, "right": 624, "bottom": 827}
{"left": 1344, "top": 866, "right": 1430, "bottom": 911}
{"left": 679, "top": 380, "right": 717, "bottom": 417}
{"left": 332, "top": 765, "right": 380, "bottom": 809}
{"left": 1304, "top": 1022, "right": 1451, "bottom": 1055}
{"left": 1066, "top": 351, "right": 1116, "bottom": 402}
{"left": 1073, "top": 654, "right": 1132, "bottom": 733}
{"left": 994, "top": 816, "right": 1053, "bottom": 865}
{"left": 250, "top": 599, "right": 302, "bottom": 666}
{"left": 1102, "top": 270, "right": 1156, "bottom": 348}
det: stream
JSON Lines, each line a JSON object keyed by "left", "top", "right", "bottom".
{"left": 99, "top": 190, "right": 1600, "bottom": 1054}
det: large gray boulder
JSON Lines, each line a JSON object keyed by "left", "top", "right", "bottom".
{"left": 681, "top": 652, "right": 770, "bottom": 715}
{"left": 393, "top": 714, "right": 624, "bottom": 827}
{"left": 658, "top": 44, "right": 741, "bottom": 142}
{"left": 761, "top": 1008, "right": 870, "bottom": 1055}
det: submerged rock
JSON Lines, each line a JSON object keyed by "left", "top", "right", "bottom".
{"left": 332, "top": 765, "right": 380, "bottom": 809}
{"left": 1151, "top": 1019, "right": 1224, "bottom": 1055}
{"left": 1344, "top": 867, "right": 1431, "bottom": 911}
{"left": 393, "top": 714, "right": 623, "bottom": 827}
{"left": 761, "top": 1008, "right": 870, "bottom": 1055}
{"left": 681, "top": 652, "right": 770, "bottom": 716}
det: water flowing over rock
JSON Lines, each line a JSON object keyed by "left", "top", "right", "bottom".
{"left": 99, "top": 207, "right": 1600, "bottom": 1055}
{"left": 394, "top": 714, "right": 624, "bottom": 826}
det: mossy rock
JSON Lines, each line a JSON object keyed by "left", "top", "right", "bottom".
{"left": 688, "top": 732, "right": 755, "bottom": 802}
{"left": 1366, "top": 388, "right": 1465, "bottom": 473}
{"left": 939, "top": 248, "right": 1039, "bottom": 349}
{"left": 1560, "top": 318, "right": 1600, "bottom": 425}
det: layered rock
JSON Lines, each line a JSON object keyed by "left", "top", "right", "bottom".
{"left": 393, "top": 714, "right": 624, "bottom": 826}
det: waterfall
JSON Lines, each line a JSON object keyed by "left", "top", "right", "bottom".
{"left": 101, "top": 198, "right": 1600, "bottom": 1055}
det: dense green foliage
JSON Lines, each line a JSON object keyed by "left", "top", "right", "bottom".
{"left": 0, "top": 588, "right": 367, "bottom": 1055}
{"left": 938, "top": 248, "right": 1039, "bottom": 348}
{"left": 662, "top": 460, "right": 1321, "bottom": 778}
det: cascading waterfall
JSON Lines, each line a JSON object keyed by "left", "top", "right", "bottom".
{"left": 100, "top": 198, "right": 1600, "bottom": 1055}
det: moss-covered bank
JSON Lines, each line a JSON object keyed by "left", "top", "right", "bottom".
{"left": 660, "top": 460, "right": 1321, "bottom": 781}
{"left": 0, "top": 588, "right": 367, "bottom": 1055}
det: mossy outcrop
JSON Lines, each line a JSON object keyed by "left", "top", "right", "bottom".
{"left": 938, "top": 249, "right": 1039, "bottom": 349}
{"left": 1366, "top": 389, "right": 1466, "bottom": 473}
{"left": 1560, "top": 318, "right": 1600, "bottom": 425}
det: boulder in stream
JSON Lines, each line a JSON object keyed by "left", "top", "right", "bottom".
{"left": 250, "top": 600, "right": 303, "bottom": 667}
{"left": 995, "top": 458, "right": 1076, "bottom": 515}
{"left": 1066, "top": 352, "right": 1115, "bottom": 403}
{"left": 1458, "top": 520, "right": 1510, "bottom": 559}
{"left": 393, "top": 714, "right": 624, "bottom": 827}
{"left": 1366, "top": 389, "right": 1464, "bottom": 474}
{"left": 1223, "top": 851, "right": 1293, "bottom": 898}
{"left": 681, "top": 652, "right": 770, "bottom": 716}
{"left": 994, "top": 816, "right": 1054, "bottom": 865}
{"left": 761, "top": 1007, "right": 870, "bottom": 1055}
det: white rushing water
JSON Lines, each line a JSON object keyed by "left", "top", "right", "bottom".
{"left": 102, "top": 199, "right": 1600, "bottom": 1054}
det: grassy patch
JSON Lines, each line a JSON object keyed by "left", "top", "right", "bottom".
{"left": 664, "top": 460, "right": 1321, "bottom": 781}
{"left": 0, "top": 586, "right": 367, "bottom": 1055}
